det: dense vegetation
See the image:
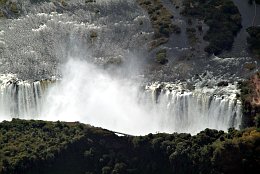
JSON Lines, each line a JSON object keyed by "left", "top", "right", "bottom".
{"left": 182, "top": 0, "right": 242, "bottom": 55}
{"left": 0, "top": 1, "right": 259, "bottom": 173}
{"left": 0, "top": 119, "right": 259, "bottom": 174}
{"left": 0, "top": 119, "right": 87, "bottom": 174}
{"left": 137, "top": 0, "right": 180, "bottom": 50}
{"left": 247, "top": 26, "right": 260, "bottom": 57}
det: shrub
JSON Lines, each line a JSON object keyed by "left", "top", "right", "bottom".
{"left": 182, "top": 0, "right": 242, "bottom": 55}
{"left": 156, "top": 49, "right": 168, "bottom": 64}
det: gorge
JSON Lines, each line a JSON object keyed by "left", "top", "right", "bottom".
{"left": 0, "top": 0, "right": 255, "bottom": 135}
{"left": 0, "top": 0, "right": 260, "bottom": 173}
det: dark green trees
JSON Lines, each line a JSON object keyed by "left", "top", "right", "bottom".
{"left": 182, "top": 0, "right": 242, "bottom": 55}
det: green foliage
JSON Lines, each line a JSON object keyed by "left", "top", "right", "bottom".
{"left": 0, "top": 0, "right": 7, "bottom": 6}
{"left": 137, "top": 0, "right": 180, "bottom": 50}
{"left": 0, "top": 119, "right": 86, "bottom": 174}
{"left": 0, "top": 119, "right": 259, "bottom": 174}
{"left": 182, "top": 0, "right": 242, "bottom": 55}
{"left": 0, "top": 0, "right": 19, "bottom": 17}
{"left": 156, "top": 49, "right": 168, "bottom": 64}
{"left": 90, "top": 31, "right": 98, "bottom": 38}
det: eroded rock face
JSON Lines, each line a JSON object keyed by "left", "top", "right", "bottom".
{"left": 240, "top": 73, "right": 260, "bottom": 127}
{"left": 251, "top": 74, "right": 260, "bottom": 106}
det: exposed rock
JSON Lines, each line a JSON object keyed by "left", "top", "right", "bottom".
{"left": 240, "top": 72, "right": 260, "bottom": 128}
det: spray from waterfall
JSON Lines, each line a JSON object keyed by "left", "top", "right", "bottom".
{"left": 0, "top": 59, "right": 242, "bottom": 135}
{"left": 0, "top": 63, "right": 242, "bottom": 135}
{"left": 40, "top": 57, "right": 160, "bottom": 135}
{"left": 37, "top": 55, "right": 241, "bottom": 135}
{"left": 0, "top": 0, "right": 243, "bottom": 135}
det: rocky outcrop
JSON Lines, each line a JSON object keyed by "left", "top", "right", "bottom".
{"left": 240, "top": 72, "right": 260, "bottom": 128}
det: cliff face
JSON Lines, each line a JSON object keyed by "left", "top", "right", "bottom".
{"left": 240, "top": 73, "right": 260, "bottom": 128}
{"left": 251, "top": 74, "right": 260, "bottom": 106}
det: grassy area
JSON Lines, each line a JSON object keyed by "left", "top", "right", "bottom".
{"left": 182, "top": 0, "right": 242, "bottom": 55}
{"left": 0, "top": 119, "right": 259, "bottom": 174}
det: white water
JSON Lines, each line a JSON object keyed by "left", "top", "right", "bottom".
{"left": 0, "top": 74, "right": 52, "bottom": 120}
{"left": 144, "top": 82, "right": 242, "bottom": 133}
{"left": 0, "top": 0, "right": 243, "bottom": 135}
{"left": 0, "top": 60, "right": 242, "bottom": 135}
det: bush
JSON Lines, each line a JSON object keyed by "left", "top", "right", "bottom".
{"left": 182, "top": 0, "right": 242, "bottom": 55}
{"left": 156, "top": 49, "right": 168, "bottom": 64}
{"left": 137, "top": 0, "right": 180, "bottom": 49}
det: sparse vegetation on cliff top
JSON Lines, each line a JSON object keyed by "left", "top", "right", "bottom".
{"left": 182, "top": 0, "right": 242, "bottom": 55}
{"left": 137, "top": 0, "right": 180, "bottom": 50}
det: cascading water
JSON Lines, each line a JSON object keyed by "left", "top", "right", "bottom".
{"left": 144, "top": 82, "right": 242, "bottom": 133}
{"left": 0, "top": 0, "right": 243, "bottom": 135}
{"left": 0, "top": 74, "right": 53, "bottom": 120}
{"left": 0, "top": 68, "right": 242, "bottom": 135}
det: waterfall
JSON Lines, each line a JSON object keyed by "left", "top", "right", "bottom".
{"left": 144, "top": 83, "right": 242, "bottom": 133}
{"left": 0, "top": 0, "right": 244, "bottom": 135}
{"left": 0, "top": 74, "right": 53, "bottom": 120}
{"left": 0, "top": 72, "right": 242, "bottom": 134}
